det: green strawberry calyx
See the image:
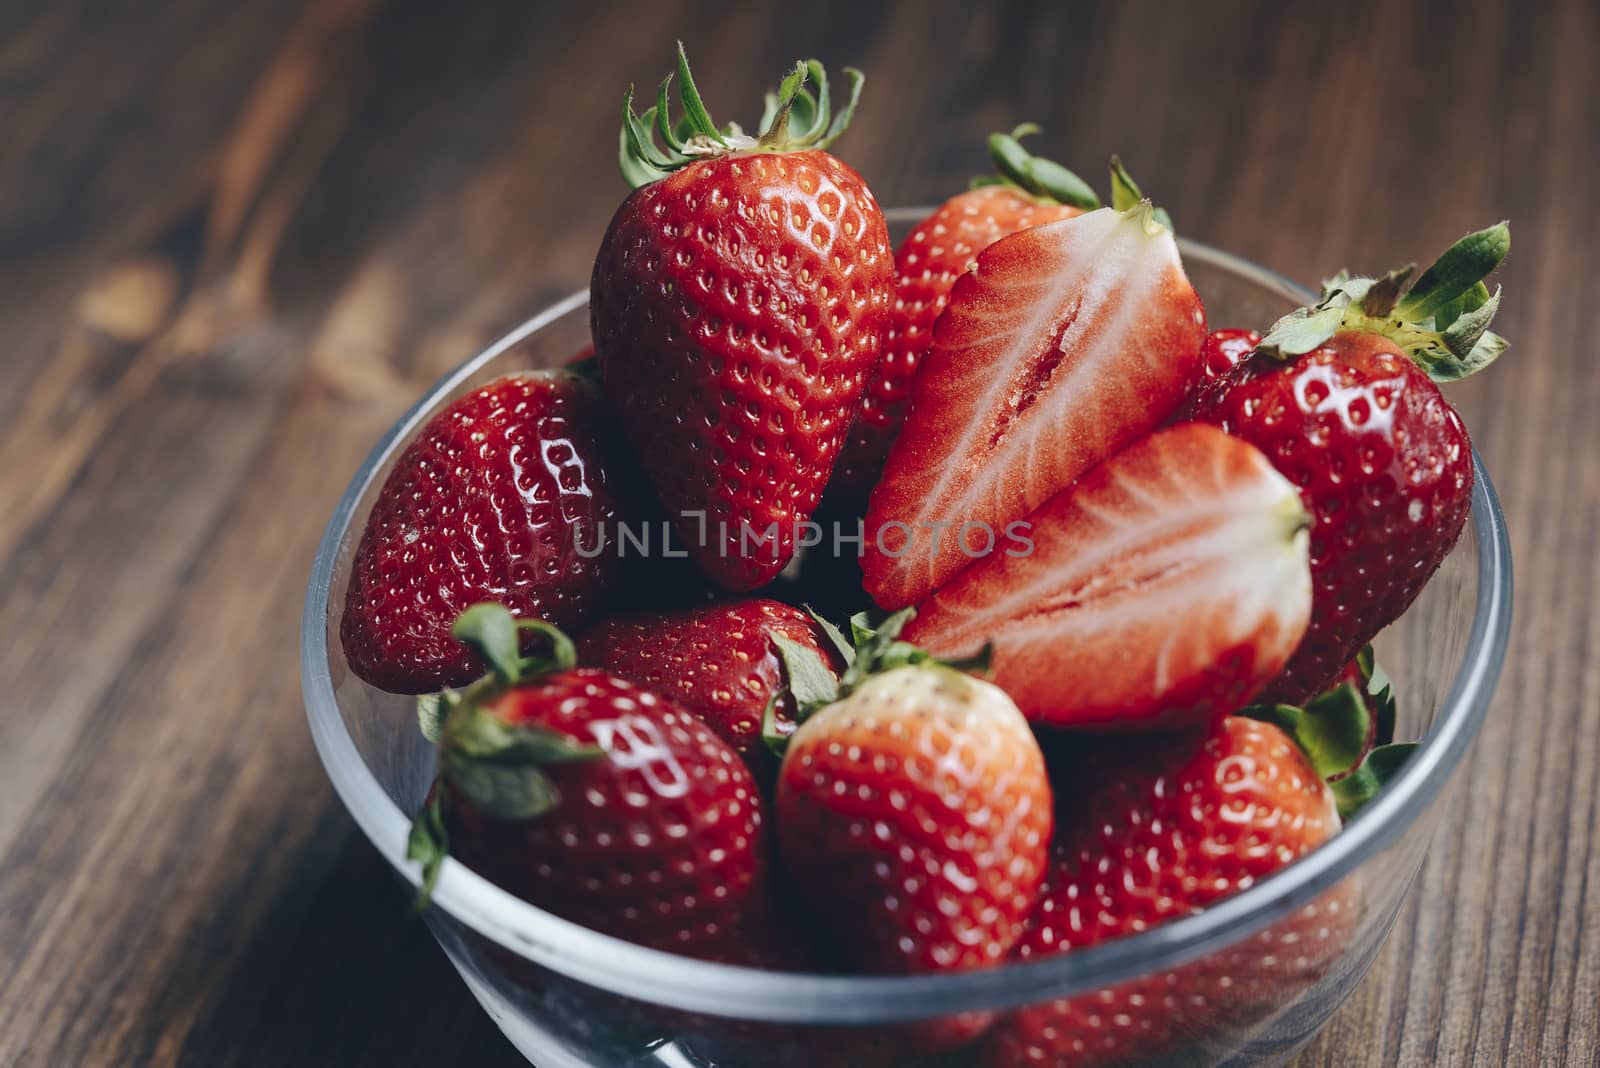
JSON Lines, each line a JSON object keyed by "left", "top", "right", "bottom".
{"left": 970, "top": 124, "right": 1101, "bottom": 210}
{"left": 1240, "top": 644, "right": 1413, "bottom": 822}
{"left": 1107, "top": 155, "right": 1174, "bottom": 232}
{"left": 1354, "top": 644, "right": 1398, "bottom": 748}
{"left": 619, "top": 42, "right": 864, "bottom": 189}
{"left": 760, "top": 607, "right": 991, "bottom": 757}
{"left": 1256, "top": 222, "right": 1511, "bottom": 382}
{"left": 407, "top": 603, "right": 603, "bottom": 906}
{"left": 1329, "top": 742, "right": 1417, "bottom": 822}
{"left": 1245, "top": 684, "right": 1373, "bottom": 784}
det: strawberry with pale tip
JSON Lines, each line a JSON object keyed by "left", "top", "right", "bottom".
{"left": 769, "top": 610, "right": 1053, "bottom": 975}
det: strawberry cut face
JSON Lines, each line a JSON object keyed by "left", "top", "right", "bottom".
{"left": 832, "top": 186, "right": 1084, "bottom": 500}
{"left": 863, "top": 205, "right": 1207, "bottom": 609}
{"left": 904, "top": 424, "right": 1312, "bottom": 730}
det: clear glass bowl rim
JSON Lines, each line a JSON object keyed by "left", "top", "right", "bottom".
{"left": 301, "top": 212, "right": 1513, "bottom": 1025}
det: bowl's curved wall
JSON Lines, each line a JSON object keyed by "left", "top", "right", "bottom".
{"left": 302, "top": 220, "right": 1510, "bottom": 1066}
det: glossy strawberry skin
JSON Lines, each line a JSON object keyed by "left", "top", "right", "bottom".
{"left": 903, "top": 424, "right": 1312, "bottom": 730}
{"left": 982, "top": 886, "right": 1357, "bottom": 1067}
{"left": 1172, "top": 326, "right": 1263, "bottom": 422}
{"left": 591, "top": 149, "right": 894, "bottom": 592}
{"left": 1031, "top": 718, "right": 1338, "bottom": 946}
{"left": 832, "top": 186, "right": 1082, "bottom": 499}
{"left": 444, "top": 668, "right": 769, "bottom": 962}
{"left": 862, "top": 207, "right": 1208, "bottom": 609}
{"left": 575, "top": 599, "right": 838, "bottom": 773}
{"left": 341, "top": 373, "right": 628, "bottom": 693}
{"left": 777, "top": 666, "right": 1053, "bottom": 974}
{"left": 1201, "top": 326, "right": 1262, "bottom": 383}
{"left": 1194, "top": 330, "right": 1474, "bottom": 702}
{"left": 982, "top": 717, "right": 1344, "bottom": 1066}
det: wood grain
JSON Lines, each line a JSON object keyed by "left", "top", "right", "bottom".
{"left": 0, "top": 0, "right": 1594, "bottom": 1064}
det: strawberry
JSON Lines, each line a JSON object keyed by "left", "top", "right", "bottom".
{"left": 1194, "top": 224, "right": 1510, "bottom": 701}
{"left": 981, "top": 715, "right": 1353, "bottom": 1067}
{"left": 830, "top": 126, "right": 1096, "bottom": 500}
{"left": 861, "top": 195, "right": 1207, "bottom": 609}
{"left": 591, "top": 47, "right": 894, "bottom": 592}
{"left": 407, "top": 604, "right": 771, "bottom": 963}
{"left": 903, "top": 424, "right": 1313, "bottom": 730}
{"left": 575, "top": 598, "right": 840, "bottom": 775}
{"left": 341, "top": 372, "right": 630, "bottom": 693}
{"left": 771, "top": 611, "right": 1053, "bottom": 974}
{"left": 982, "top": 885, "right": 1360, "bottom": 1067}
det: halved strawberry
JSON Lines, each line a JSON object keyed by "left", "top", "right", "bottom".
{"left": 862, "top": 201, "right": 1207, "bottom": 608}
{"left": 830, "top": 126, "right": 1096, "bottom": 500}
{"left": 904, "top": 424, "right": 1312, "bottom": 730}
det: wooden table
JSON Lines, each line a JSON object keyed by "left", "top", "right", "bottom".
{"left": 2, "top": 0, "right": 1595, "bottom": 1064}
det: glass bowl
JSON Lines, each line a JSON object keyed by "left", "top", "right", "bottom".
{"left": 301, "top": 209, "right": 1512, "bottom": 1067}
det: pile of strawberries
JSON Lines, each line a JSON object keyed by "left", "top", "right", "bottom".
{"left": 339, "top": 46, "right": 1509, "bottom": 1065}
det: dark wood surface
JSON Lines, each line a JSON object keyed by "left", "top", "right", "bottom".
{"left": 2, "top": 1, "right": 1595, "bottom": 1064}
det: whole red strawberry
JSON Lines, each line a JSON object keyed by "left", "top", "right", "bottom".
{"left": 407, "top": 605, "right": 772, "bottom": 963}
{"left": 982, "top": 715, "right": 1350, "bottom": 1067}
{"left": 591, "top": 47, "right": 894, "bottom": 592}
{"left": 905, "top": 424, "right": 1312, "bottom": 730}
{"left": 1194, "top": 223, "right": 1509, "bottom": 701}
{"left": 341, "top": 372, "right": 629, "bottom": 693}
{"left": 831, "top": 126, "right": 1096, "bottom": 499}
{"left": 575, "top": 598, "right": 839, "bottom": 773}
{"left": 773, "top": 612, "right": 1053, "bottom": 974}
